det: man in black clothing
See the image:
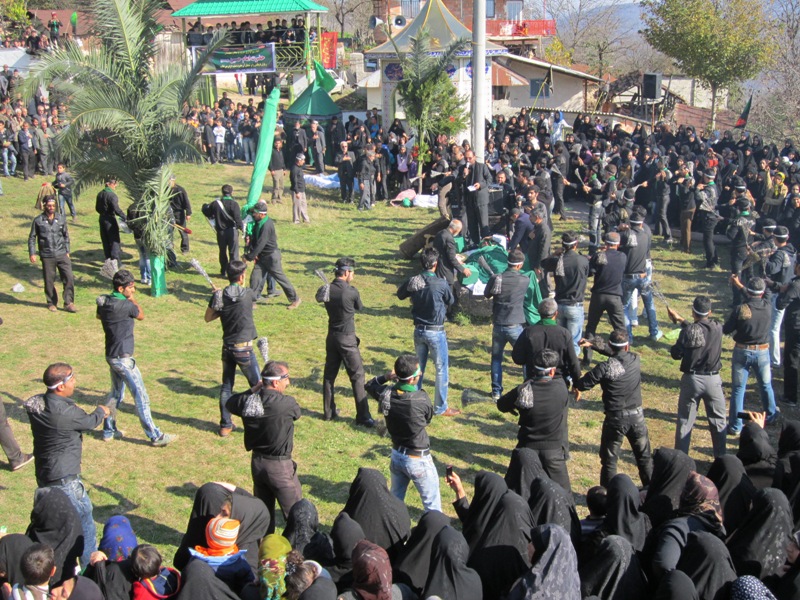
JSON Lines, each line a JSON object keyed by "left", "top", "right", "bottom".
{"left": 95, "top": 178, "right": 126, "bottom": 262}
{"left": 290, "top": 153, "right": 310, "bottom": 224}
{"left": 24, "top": 362, "right": 111, "bottom": 567}
{"left": 308, "top": 120, "right": 325, "bottom": 174}
{"left": 319, "top": 257, "right": 374, "bottom": 426}
{"left": 541, "top": 232, "right": 589, "bottom": 356}
{"left": 432, "top": 219, "right": 472, "bottom": 317}
{"left": 725, "top": 276, "right": 779, "bottom": 433}
{"left": 485, "top": 250, "right": 530, "bottom": 401}
{"left": 289, "top": 120, "right": 308, "bottom": 157}
{"left": 577, "top": 330, "right": 653, "bottom": 487}
{"left": 695, "top": 169, "right": 720, "bottom": 268}
{"left": 97, "top": 270, "right": 176, "bottom": 447}
{"left": 227, "top": 360, "right": 303, "bottom": 534}
{"left": 727, "top": 198, "right": 756, "bottom": 306}
{"left": 667, "top": 296, "right": 727, "bottom": 458}
{"left": 335, "top": 141, "right": 355, "bottom": 203}
{"left": 168, "top": 175, "right": 192, "bottom": 253}
{"left": 778, "top": 262, "right": 800, "bottom": 406}
{"left": 462, "top": 150, "right": 492, "bottom": 245}
{"left": 498, "top": 348, "right": 573, "bottom": 492}
{"left": 356, "top": 149, "right": 377, "bottom": 211}
{"left": 620, "top": 206, "right": 663, "bottom": 342}
{"left": 365, "top": 354, "right": 441, "bottom": 511}
{"left": 29, "top": 196, "right": 76, "bottom": 313}
{"left": 269, "top": 139, "right": 286, "bottom": 204}
{"left": 766, "top": 226, "right": 796, "bottom": 367}
{"left": 243, "top": 201, "right": 301, "bottom": 309}
{"left": 584, "top": 232, "right": 627, "bottom": 365}
{"left": 397, "top": 248, "right": 460, "bottom": 416}
{"left": 202, "top": 184, "right": 243, "bottom": 276}
{"left": 527, "top": 204, "right": 552, "bottom": 276}
{"left": 205, "top": 260, "right": 261, "bottom": 437}
{"left": 512, "top": 298, "right": 582, "bottom": 386}
{"left": 507, "top": 208, "right": 534, "bottom": 255}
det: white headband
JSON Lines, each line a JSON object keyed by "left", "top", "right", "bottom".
{"left": 609, "top": 340, "right": 629, "bottom": 347}
{"left": 693, "top": 309, "right": 710, "bottom": 316}
{"left": 47, "top": 372, "right": 73, "bottom": 389}
{"left": 508, "top": 260, "right": 525, "bottom": 266}
{"left": 746, "top": 287, "right": 765, "bottom": 295}
{"left": 534, "top": 365, "right": 554, "bottom": 371}
{"left": 562, "top": 240, "right": 578, "bottom": 246}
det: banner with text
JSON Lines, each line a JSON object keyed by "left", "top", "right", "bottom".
{"left": 320, "top": 32, "right": 338, "bottom": 69}
{"left": 200, "top": 44, "right": 276, "bottom": 75}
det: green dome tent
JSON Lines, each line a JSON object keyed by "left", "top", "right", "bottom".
{"left": 284, "top": 77, "right": 342, "bottom": 166}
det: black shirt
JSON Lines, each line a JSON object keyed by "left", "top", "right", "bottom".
{"left": 723, "top": 297, "right": 772, "bottom": 345}
{"left": 325, "top": 279, "right": 362, "bottom": 335}
{"left": 512, "top": 321, "right": 582, "bottom": 383}
{"left": 397, "top": 271, "right": 454, "bottom": 326}
{"left": 290, "top": 163, "right": 305, "bottom": 193}
{"left": 269, "top": 149, "right": 285, "bottom": 171}
{"left": 670, "top": 318, "right": 723, "bottom": 373}
{"left": 169, "top": 184, "right": 192, "bottom": 216}
{"left": 244, "top": 217, "right": 279, "bottom": 261}
{"left": 621, "top": 226, "right": 650, "bottom": 274}
{"left": 97, "top": 295, "right": 140, "bottom": 358}
{"left": 576, "top": 350, "right": 643, "bottom": 412}
{"left": 484, "top": 269, "right": 529, "bottom": 326}
{"left": 778, "top": 277, "right": 800, "bottom": 334}
{"left": 497, "top": 377, "right": 569, "bottom": 450}
{"left": 209, "top": 284, "right": 257, "bottom": 346}
{"left": 203, "top": 196, "right": 243, "bottom": 232}
{"left": 95, "top": 187, "right": 125, "bottom": 219}
{"left": 365, "top": 376, "right": 433, "bottom": 450}
{"left": 24, "top": 392, "right": 105, "bottom": 486}
{"left": 226, "top": 388, "right": 301, "bottom": 456}
{"left": 28, "top": 213, "right": 70, "bottom": 257}
{"left": 433, "top": 229, "right": 466, "bottom": 284}
{"left": 589, "top": 249, "right": 626, "bottom": 297}
{"left": 541, "top": 249, "right": 590, "bottom": 303}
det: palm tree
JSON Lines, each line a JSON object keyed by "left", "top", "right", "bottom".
{"left": 24, "top": 0, "right": 227, "bottom": 283}
{"left": 389, "top": 27, "right": 469, "bottom": 190}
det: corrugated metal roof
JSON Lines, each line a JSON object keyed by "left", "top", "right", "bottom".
{"left": 500, "top": 54, "right": 603, "bottom": 83}
{"left": 365, "top": 0, "right": 506, "bottom": 57}
{"left": 172, "top": 0, "right": 328, "bottom": 18}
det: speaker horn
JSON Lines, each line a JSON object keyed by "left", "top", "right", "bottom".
{"left": 393, "top": 15, "right": 407, "bottom": 27}
{"left": 369, "top": 16, "right": 384, "bottom": 29}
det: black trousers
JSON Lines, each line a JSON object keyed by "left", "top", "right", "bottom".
{"left": 251, "top": 455, "right": 302, "bottom": 534}
{"left": 585, "top": 292, "right": 626, "bottom": 335}
{"left": 312, "top": 147, "right": 325, "bottom": 174}
{"left": 701, "top": 211, "right": 719, "bottom": 266}
{"left": 322, "top": 333, "right": 372, "bottom": 422}
{"left": 599, "top": 408, "right": 653, "bottom": 487}
{"left": 523, "top": 443, "right": 572, "bottom": 493}
{"left": 785, "top": 328, "right": 800, "bottom": 404}
{"left": 174, "top": 210, "right": 189, "bottom": 252}
{"left": 216, "top": 228, "right": 239, "bottom": 275}
{"left": 553, "top": 180, "right": 565, "bottom": 216}
{"left": 249, "top": 251, "right": 297, "bottom": 302}
{"left": 465, "top": 197, "right": 490, "bottom": 244}
{"left": 340, "top": 174, "right": 354, "bottom": 202}
{"left": 99, "top": 216, "right": 121, "bottom": 261}
{"left": 0, "top": 401, "right": 24, "bottom": 466}
{"left": 20, "top": 149, "right": 34, "bottom": 180}
{"left": 42, "top": 254, "right": 74, "bottom": 307}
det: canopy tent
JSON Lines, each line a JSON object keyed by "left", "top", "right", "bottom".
{"left": 283, "top": 80, "right": 342, "bottom": 165}
{"left": 171, "top": 0, "right": 328, "bottom": 18}
{"left": 364, "top": 0, "right": 506, "bottom": 58}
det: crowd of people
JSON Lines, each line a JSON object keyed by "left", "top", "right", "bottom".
{"left": 9, "top": 88, "right": 800, "bottom": 600}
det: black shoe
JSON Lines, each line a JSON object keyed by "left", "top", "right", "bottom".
{"left": 267, "top": 290, "right": 282, "bottom": 298}
{"left": 356, "top": 417, "right": 376, "bottom": 428}
{"left": 324, "top": 408, "right": 341, "bottom": 421}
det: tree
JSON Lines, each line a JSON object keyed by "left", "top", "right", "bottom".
{"left": 544, "top": 37, "right": 574, "bottom": 67}
{"left": 641, "top": 0, "right": 771, "bottom": 128}
{"left": 324, "top": 0, "right": 373, "bottom": 39}
{"left": 389, "top": 27, "right": 468, "bottom": 191}
{"left": 24, "top": 0, "right": 225, "bottom": 282}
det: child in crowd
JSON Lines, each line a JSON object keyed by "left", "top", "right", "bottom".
{"left": 11, "top": 543, "right": 55, "bottom": 600}
{"left": 580, "top": 485, "right": 607, "bottom": 537}
{"left": 188, "top": 516, "right": 254, "bottom": 595}
{"left": 131, "top": 544, "right": 181, "bottom": 600}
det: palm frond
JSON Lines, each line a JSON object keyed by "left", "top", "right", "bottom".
{"left": 174, "top": 28, "right": 230, "bottom": 108}
{"left": 90, "top": 0, "right": 149, "bottom": 82}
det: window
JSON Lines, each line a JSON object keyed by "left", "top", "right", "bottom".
{"left": 530, "top": 78, "right": 551, "bottom": 98}
{"left": 507, "top": 0, "right": 523, "bottom": 19}
{"left": 487, "top": 0, "right": 496, "bottom": 18}
{"left": 401, "top": 0, "right": 420, "bottom": 18}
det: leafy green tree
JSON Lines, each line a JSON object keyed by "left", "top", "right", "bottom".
{"left": 24, "top": 0, "right": 225, "bottom": 266}
{"left": 388, "top": 27, "right": 468, "bottom": 190}
{"left": 641, "top": 0, "right": 771, "bottom": 128}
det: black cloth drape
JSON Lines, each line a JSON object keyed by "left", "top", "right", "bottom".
{"left": 641, "top": 448, "right": 696, "bottom": 528}
{"left": 283, "top": 499, "right": 334, "bottom": 565}
{"left": 706, "top": 455, "right": 757, "bottom": 534}
{"left": 392, "top": 509, "right": 450, "bottom": 595}
{"left": 422, "top": 526, "right": 482, "bottom": 600}
{"left": 579, "top": 535, "right": 647, "bottom": 600}
{"left": 26, "top": 487, "right": 83, "bottom": 586}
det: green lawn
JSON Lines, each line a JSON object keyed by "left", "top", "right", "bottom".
{"left": 0, "top": 162, "right": 786, "bottom": 560}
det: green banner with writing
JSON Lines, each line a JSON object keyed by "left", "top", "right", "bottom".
{"left": 201, "top": 44, "right": 276, "bottom": 75}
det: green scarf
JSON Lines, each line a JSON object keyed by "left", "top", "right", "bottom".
{"left": 542, "top": 318, "right": 557, "bottom": 325}
{"left": 111, "top": 292, "right": 126, "bottom": 300}
{"left": 395, "top": 382, "right": 417, "bottom": 392}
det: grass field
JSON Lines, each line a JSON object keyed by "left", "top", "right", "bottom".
{"left": 0, "top": 160, "right": 787, "bottom": 560}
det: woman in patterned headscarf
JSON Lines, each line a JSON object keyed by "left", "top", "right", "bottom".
{"left": 506, "top": 524, "right": 580, "bottom": 600}
{"left": 258, "top": 534, "right": 292, "bottom": 600}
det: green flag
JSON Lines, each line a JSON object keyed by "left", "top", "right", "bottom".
{"left": 314, "top": 60, "right": 336, "bottom": 93}
{"left": 70, "top": 12, "right": 78, "bottom": 27}
{"left": 243, "top": 86, "right": 281, "bottom": 214}
{"left": 734, "top": 95, "right": 752, "bottom": 129}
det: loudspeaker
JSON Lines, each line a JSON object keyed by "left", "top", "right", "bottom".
{"left": 369, "top": 15, "right": 384, "bottom": 29}
{"left": 393, "top": 15, "right": 407, "bottom": 27}
{"left": 643, "top": 73, "right": 662, "bottom": 100}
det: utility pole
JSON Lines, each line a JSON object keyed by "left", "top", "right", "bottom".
{"left": 471, "top": 0, "right": 486, "bottom": 161}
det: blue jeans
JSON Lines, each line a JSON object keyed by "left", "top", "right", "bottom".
{"left": 622, "top": 276, "right": 661, "bottom": 341}
{"left": 59, "top": 193, "right": 76, "bottom": 218}
{"left": 728, "top": 347, "right": 778, "bottom": 432}
{"left": 771, "top": 293, "right": 785, "bottom": 367}
{"left": 491, "top": 324, "right": 524, "bottom": 396}
{"left": 2, "top": 147, "right": 15, "bottom": 176}
{"left": 414, "top": 327, "right": 449, "bottom": 414}
{"left": 134, "top": 238, "right": 151, "bottom": 282}
{"left": 558, "top": 303, "right": 584, "bottom": 356}
{"left": 389, "top": 449, "right": 442, "bottom": 512}
{"left": 104, "top": 357, "right": 162, "bottom": 441}
{"left": 46, "top": 478, "right": 97, "bottom": 568}
{"left": 220, "top": 346, "right": 261, "bottom": 428}
{"left": 242, "top": 137, "right": 255, "bottom": 164}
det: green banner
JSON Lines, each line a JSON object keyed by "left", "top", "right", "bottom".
{"left": 201, "top": 44, "right": 276, "bottom": 75}
{"left": 244, "top": 86, "right": 281, "bottom": 214}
